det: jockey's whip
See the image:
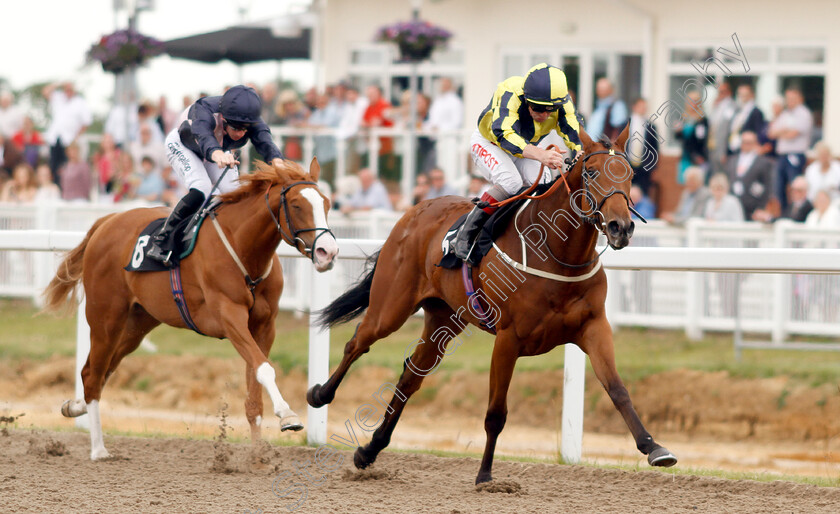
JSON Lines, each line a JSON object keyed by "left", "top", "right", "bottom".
{"left": 194, "top": 151, "right": 240, "bottom": 218}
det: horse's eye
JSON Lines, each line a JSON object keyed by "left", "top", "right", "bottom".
{"left": 292, "top": 204, "right": 302, "bottom": 211}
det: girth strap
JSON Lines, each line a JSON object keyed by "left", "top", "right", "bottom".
{"left": 169, "top": 265, "right": 205, "bottom": 335}
{"left": 462, "top": 262, "right": 497, "bottom": 334}
{"left": 210, "top": 213, "right": 273, "bottom": 291}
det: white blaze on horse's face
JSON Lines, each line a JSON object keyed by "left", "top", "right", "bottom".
{"left": 300, "top": 187, "right": 339, "bottom": 272}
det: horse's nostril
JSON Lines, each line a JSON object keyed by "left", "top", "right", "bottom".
{"left": 607, "top": 220, "right": 621, "bottom": 235}
{"left": 628, "top": 221, "right": 635, "bottom": 236}
{"left": 316, "top": 247, "right": 329, "bottom": 261}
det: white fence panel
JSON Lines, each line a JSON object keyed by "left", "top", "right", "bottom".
{"left": 4, "top": 230, "right": 840, "bottom": 462}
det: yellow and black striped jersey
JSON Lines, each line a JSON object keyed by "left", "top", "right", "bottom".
{"left": 477, "top": 76, "right": 583, "bottom": 157}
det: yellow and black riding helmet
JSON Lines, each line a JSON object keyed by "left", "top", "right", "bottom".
{"left": 522, "top": 63, "right": 570, "bottom": 112}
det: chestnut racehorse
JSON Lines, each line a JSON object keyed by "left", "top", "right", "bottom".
{"left": 43, "top": 158, "right": 338, "bottom": 460}
{"left": 308, "top": 127, "right": 677, "bottom": 484}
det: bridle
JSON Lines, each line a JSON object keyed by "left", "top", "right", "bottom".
{"left": 514, "top": 147, "right": 646, "bottom": 270}
{"left": 577, "top": 149, "right": 647, "bottom": 229}
{"left": 265, "top": 180, "right": 334, "bottom": 262}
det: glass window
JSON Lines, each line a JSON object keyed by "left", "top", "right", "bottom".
{"left": 561, "top": 55, "right": 580, "bottom": 101}
{"left": 591, "top": 53, "right": 609, "bottom": 103}
{"left": 502, "top": 54, "right": 525, "bottom": 78}
{"left": 431, "top": 47, "right": 465, "bottom": 65}
{"left": 530, "top": 54, "right": 553, "bottom": 67}
{"left": 780, "top": 75, "right": 824, "bottom": 146}
{"left": 739, "top": 47, "right": 770, "bottom": 65}
{"left": 778, "top": 47, "right": 825, "bottom": 64}
{"left": 670, "top": 47, "right": 714, "bottom": 64}
{"left": 351, "top": 48, "right": 385, "bottom": 66}
{"left": 661, "top": 75, "right": 698, "bottom": 145}
{"left": 618, "top": 55, "right": 642, "bottom": 105}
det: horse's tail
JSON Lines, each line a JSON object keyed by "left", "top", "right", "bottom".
{"left": 316, "top": 250, "right": 380, "bottom": 328}
{"left": 41, "top": 214, "right": 116, "bottom": 316}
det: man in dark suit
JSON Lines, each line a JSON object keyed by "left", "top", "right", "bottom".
{"left": 626, "top": 98, "right": 659, "bottom": 195}
{"left": 725, "top": 130, "right": 773, "bottom": 219}
{"left": 728, "top": 84, "right": 765, "bottom": 155}
{"left": 752, "top": 176, "right": 813, "bottom": 223}
{"left": 780, "top": 176, "right": 813, "bottom": 221}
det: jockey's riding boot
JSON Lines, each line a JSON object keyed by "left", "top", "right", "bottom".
{"left": 453, "top": 205, "right": 492, "bottom": 261}
{"left": 146, "top": 189, "right": 206, "bottom": 265}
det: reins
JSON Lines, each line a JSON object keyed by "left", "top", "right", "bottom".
{"left": 487, "top": 143, "right": 645, "bottom": 278}
{"left": 483, "top": 144, "right": 575, "bottom": 209}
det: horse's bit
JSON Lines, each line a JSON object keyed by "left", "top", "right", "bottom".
{"left": 578, "top": 149, "right": 647, "bottom": 229}
{"left": 265, "top": 181, "right": 334, "bottom": 263}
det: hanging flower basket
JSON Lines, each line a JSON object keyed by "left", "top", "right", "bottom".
{"left": 87, "top": 29, "right": 165, "bottom": 74}
{"left": 375, "top": 20, "right": 452, "bottom": 62}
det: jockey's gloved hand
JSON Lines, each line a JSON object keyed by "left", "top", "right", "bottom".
{"left": 212, "top": 149, "right": 240, "bottom": 168}
{"left": 564, "top": 150, "right": 578, "bottom": 167}
{"left": 472, "top": 197, "right": 490, "bottom": 209}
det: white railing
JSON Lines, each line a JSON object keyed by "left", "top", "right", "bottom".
{"left": 608, "top": 218, "right": 840, "bottom": 344}
{"left": 4, "top": 229, "right": 840, "bottom": 463}
{"left": 6, "top": 205, "right": 840, "bottom": 344}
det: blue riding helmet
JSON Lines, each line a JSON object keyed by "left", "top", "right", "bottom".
{"left": 219, "top": 85, "right": 262, "bottom": 125}
{"left": 523, "top": 63, "right": 570, "bottom": 109}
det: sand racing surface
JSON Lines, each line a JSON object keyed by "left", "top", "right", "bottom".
{"left": 3, "top": 429, "right": 840, "bottom": 513}
{"left": 3, "top": 354, "right": 840, "bottom": 512}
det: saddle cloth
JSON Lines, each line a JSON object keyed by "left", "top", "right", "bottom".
{"left": 124, "top": 201, "right": 220, "bottom": 272}
{"left": 437, "top": 186, "right": 546, "bottom": 269}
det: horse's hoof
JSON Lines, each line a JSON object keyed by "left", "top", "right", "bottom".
{"left": 475, "top": 472, "right": 493, "bottom": 485}
{"left": 280, "top": 415, "right": 304, "bottom": 432}
{"left": 61, "top": 399, "right": 86, "bottom": 418}
{"left": 353, "top": 446, "right": 374, "bottom": 469}
{"left": 306, "top": 384, "right": 325, "bottom": 408}
{"left": 648, "top": 447, "right": 678, "bottom": 467}
{"left": 90, "top": 448, "right": 111, "bottom": 461}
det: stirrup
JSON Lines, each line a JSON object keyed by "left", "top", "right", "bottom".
{"left": 146, "top": 243, "right": 173, "bottom": 266}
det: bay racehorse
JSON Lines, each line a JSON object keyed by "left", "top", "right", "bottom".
{"left": 43, "top": 158, "right": 338, "bottom": 460}
{"left": 308, "top": 126, "right": 677, "bottom": 484}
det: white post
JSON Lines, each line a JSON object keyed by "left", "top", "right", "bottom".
{"left": 403, "top": 62, "right": 418, "bottom": 203}
{"left": 75, "top": 296, "right": 90, "bottom": 429}
{"left": 561, "top": 343, "right": 585, "bottom": 464}
{"left": 772, "top": 221, "right": 789, "bottom": 344}
{"left": 685, "top": 218, "right": 703, "bottom": 340}
{"left": 604, "top": 268, "right": 620, "bottom": 332}
{"left": 368, "top": 130, "right": 380, "bottom": 177}
{"left": 307, "top": 266, "right": 330, "bottom": 446}
{"left": 335, "top": 136, "right": 347, "bottom": 183}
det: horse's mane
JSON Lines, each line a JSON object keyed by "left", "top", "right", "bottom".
{"left": 219, "top": 160, "right": 309, "bottom": 204}
{"left": 596, "top": 136, "right": 614, "bottom": 149}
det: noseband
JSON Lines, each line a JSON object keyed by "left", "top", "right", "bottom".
{"left": 578, "top": 149, "right": 647, "bottom": 229}
{"left": 265, "top": 181, "right": 334, "bottom": 262}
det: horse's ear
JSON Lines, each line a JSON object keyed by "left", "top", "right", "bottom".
{"left": 615, "top": 124, "right": 631, "bottom": 152}
{"left": 578, "top": 127, "right": 593, "bottom": 150}
{"left": 309, "top": 157, "right": 321, "bottom": 181}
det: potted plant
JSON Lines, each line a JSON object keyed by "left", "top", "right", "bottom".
{"left": 375, "top": 19, "right": 452, "bottom": 62}
{"left": 87, "top": 29, "right": 165, "bottom": 74}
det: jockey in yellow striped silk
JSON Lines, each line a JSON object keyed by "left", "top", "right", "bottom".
{"left": 454, "top": 63, "right": 584, "bottom": 260}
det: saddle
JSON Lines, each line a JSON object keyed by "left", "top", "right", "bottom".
{"left": 438, "top": 184, "right": 552, "bottom": 269}
{"left": 125, "top": 199, "right": 222, "bottom": 272}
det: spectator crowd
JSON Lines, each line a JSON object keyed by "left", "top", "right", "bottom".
{"left": 1, "top": 76, "right": 835, "bottom": 231}
{"left": 649, "top": 81, "right": 832, "bottom": 228}
{"left": 0, "top": 77, "right": 473, "bottom": 214}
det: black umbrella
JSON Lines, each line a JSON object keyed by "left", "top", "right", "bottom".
{"left": 165, "top": 25, "right": 311, "bottom": 64}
